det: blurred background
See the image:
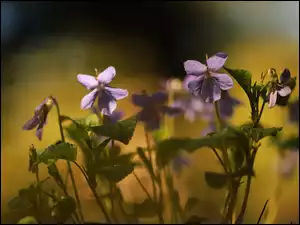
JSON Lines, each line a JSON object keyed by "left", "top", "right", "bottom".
{"left": 1, "top": 1, "right": 299, "bottom": 223}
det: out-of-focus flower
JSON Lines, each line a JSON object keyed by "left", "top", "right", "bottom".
{"left": 267, "top": 69, "right": 292, "bottom": 108}
{"left": 103, "top": 110, "right": 124, "bottom": 124}
{"left": 132, "top": 91, "right": 181, "bottom": 131}
{"left": 288, "top": 99, "right": 299, "bottom": 123}
{"left": 77, "top": 66, "right": 128, "bottom": 115}
{"left": 22, "top": 97, "right": 53, "bottom": 140}
{"left": 277, "top": 150, "right": 299, "bottom": 178}
{"left": 172, "top": 96, "right": 214, "bottom": 122}
{"left": 184, "top": 52, "right": 233, "bottom": 103}
{"left": 218, "top": 91, "right": 241, "bottom": 119}
{"left": 201, "top": 121, "right": 217, "bottom": 137}
{"left": 172, "top": 155, "right": 191, "bottom": 175}
{"left": 159, "top": 78, "right": 183, "bottom": 92}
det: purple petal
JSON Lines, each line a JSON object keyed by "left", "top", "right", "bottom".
{"left": 206, "top": 52, "right": 228, "bottom": 72}
{"left": 98, "top": 91, "right": 117, "bottom": 115}
{"left": 150, "top": 92, "right": 168, "bottom": 104}
{"left": 160, "top": 106, "right": 182, "bottom": 117}
{"left": 145, "top": 117, "right": 161, "bottom": 131}
{"left": 183, "top": 75, "right": 197, "bottom": 91}
{"left": 77, "top": 74, "right": 98, "bottom": 90}
{"left": 132, "top": 93, "right": 151, "bottom": 107}
{"left": 184, "top": 109, "right": 196, "bottom": 122}
{"left": 188, "top": 76, "right": 205, "bottom": 97}
{"left": 277, "top": 86, "right": 291, "bottom": 97}
{"left": 22, "top": 116, "right": 40, "bottom": 130}
{"left": 104, "top": 87, "right": 128, "bottom": 100}
{"left": 97, "top": 66, "right": 116, "bottom": 84}
{"left": 184, "top": 60, "right": 207, "bottom": 76}
{"left": 201, "top": 122, "right": 216, "bottom": 136}
{"left": 280, "top": 69, "right": 291, "bottom": 84}
{"left": 81, "top": 89, "right": 98, "bottom": 110}
{"left": 110, "top": 111, "right": 124, "bottom": 123}
{"left": 190, "top": 97, "right": 204, "bottom": 112}
{"left": 35, "top": 122, "right": 46, "bottom": 141}
{"left": 268, "top": 91, "right": 277, "bottom": 108}
{"left": 211, "top": 73, "right": 233, "bottom": 90}
{"left": 201, "top": 77, "right": 221, "bottom": 103}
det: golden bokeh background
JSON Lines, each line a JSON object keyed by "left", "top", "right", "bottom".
{"left": 1, "top": 1, "right": 299, "bottom": 223}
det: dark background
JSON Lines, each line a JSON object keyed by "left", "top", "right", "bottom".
{"left": 1, "top": 1, "right": 230, "bottom": 84}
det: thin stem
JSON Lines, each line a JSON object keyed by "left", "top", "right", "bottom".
{"left": 211, "top": 147, "right": 228, "bottom": 173}
{"left": 255, "top": 100, "right": 266, "bottom": 127}
{"left": 109, "top": 182, "right": 119, "bottom": 223}
{"left": 51, "top": 97, "right": 84, "bottom": 223}
{"left": 67, "top": 161, "right": 85, "bottom": 223}
{"left": 214, "top": 101, "right": 223, "bottom": 130}
{"left": 257, "top": 200, "right": 269, "bottom": 224}
{"left": 144, "top": 127, "right": 157, "bottom": 202}
{"left": 235, "top": 149, "right": 257, "bottom": 224}
{"left": 132, "top": 171, "right": 153, "bottom": 201}
{"left": 71, "top": 161, "right": 112, "bottom": 223}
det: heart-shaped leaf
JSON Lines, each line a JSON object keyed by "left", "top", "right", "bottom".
{"left": 90, "top": 116, "right": 138, "bottom": 145}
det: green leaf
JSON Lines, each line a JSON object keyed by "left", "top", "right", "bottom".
{"left": 97, "top": 163, "right": 135, "bottom": 183}
{"left": 47, "top": 164, "right": 64, "bottom": 190}
{"left": 17, "top": 216, "right": 38, "bottom": 224}
{"left": 133, "top": 199, "right": 158, "bottom": 218}
{"left": 277, "top": 137, "right": 299, "bottom": 150}
{"left": 204, "top": 172, "right": 229, "bottom": 189}
{"left": 136, "top": 147, "right": 157, "bottom": 182}
{"left": 93, "top": 138, "right": 111, "bottom": 154}
{"left": 156, "top": 126, "right": 250, "bottom": 167}
{"left": 90, "top": 116, "right": 138, "bottom": 145}
{"left": 184, "top": 197, "right": 200, "bottom": 214}
{"left": 224, "top": 67, "right": 252, "bottom": 95}
{"left": 242, "top": 126, "right": 283, "bottom": 142}
{"left": 51, "top": 196, "right": 76, "bottom": 223}
{"left": 38, "top": 142, "right": 77, "bottom": 164}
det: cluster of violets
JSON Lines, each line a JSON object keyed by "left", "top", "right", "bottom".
{"left": 22, "top": 52, "right": 299, "bottom": 176}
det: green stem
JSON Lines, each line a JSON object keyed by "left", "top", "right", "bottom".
{"left": 255, "top": 100, "right": 266, "bottom": 127}
{"left": 51, "top": 97, "right": 84, "bottom": 223}
{"left": 211, "top": 147, "right": 228, "bottom": 173}
{"left": 158, "top": 170, "right": 165, "bottom": 224}
{"left": 132, "top": 171, "right": 153, "bottom": 201}
{"left": 71, "top": 161, "right": 112, "bottom": 223}
{"left": 144, "top": 128, "right": 157, "bottom": 202}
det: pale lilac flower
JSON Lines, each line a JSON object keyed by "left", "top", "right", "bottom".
{"left": 277, "top": 150, "right": 299, "bottom": 178}
{"left": 267, "top": 69, "right": 292, "bottom": 108}
{"left": 132, "top": 91, "right": 181, "bottom": 131}
{"left": 172, "top": 96, "right": 213, "bottom": 122}
{"left": 184, "top": 52, "right": 233, "bottom": 103}
{"left": 22, "top": 97, "right": 53, "bottom": 140}
{"left": 77, "top": 66, "right": 128, "bottom": 115}
{"left": 218, "top": 91, "right": 241, "bottom": 119}
{"left": 288, "top": 99, "right": 299, "bottom": 123}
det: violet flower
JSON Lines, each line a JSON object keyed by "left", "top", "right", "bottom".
{"left": 22, "top": 97, "right": 53, "bottom": 140}
{"left": 184, "top": 52, "right": 233, "bottom": 103}
{"left": 132, "top": 91, "right": 181, "bottom": 131}
{"left": 288, "top": 99, "right": 299, "bottom": 124}
{"left": 172, "top": 96, "right": 214, "bottom": 122}
{"left": 218, "top": 91, "right": 241, "bottom": 119}
{"left": 103, "top": 110, "right": 124, "bottom": 124}
{"left": 267, "top": 69, "right": 292, "bottom": 108}
{"left": 172, "top": 156, "right": 191, "bottom": 175}
{"left": 77, "top": 66, "right": 128, "bottom": 115}
{"left": 201, "top": 122, "right": 216, "bottom": 137}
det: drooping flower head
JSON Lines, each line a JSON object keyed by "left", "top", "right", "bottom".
{"left": 218, "top": 91, "right": 241, "bottom": 119}
{"left": 266, "top": 68, "right": 292, "bottom": 108}
{"left": 77, "top": 66, "right": 128, "bottom": 115}
{"left": 184, "top": 52, "right": 234, "bottom": 103}
{"left": 132, "top": 91, "right": 181, "bottom": 131}
{"left": 288, "top": 99, "right": 299, "bottom": 124}
{"left": 22, "top": 97, "right": 53, "bottom": 140}
{"left": 172, "top": 96, "right": 214, "bottom": 122}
